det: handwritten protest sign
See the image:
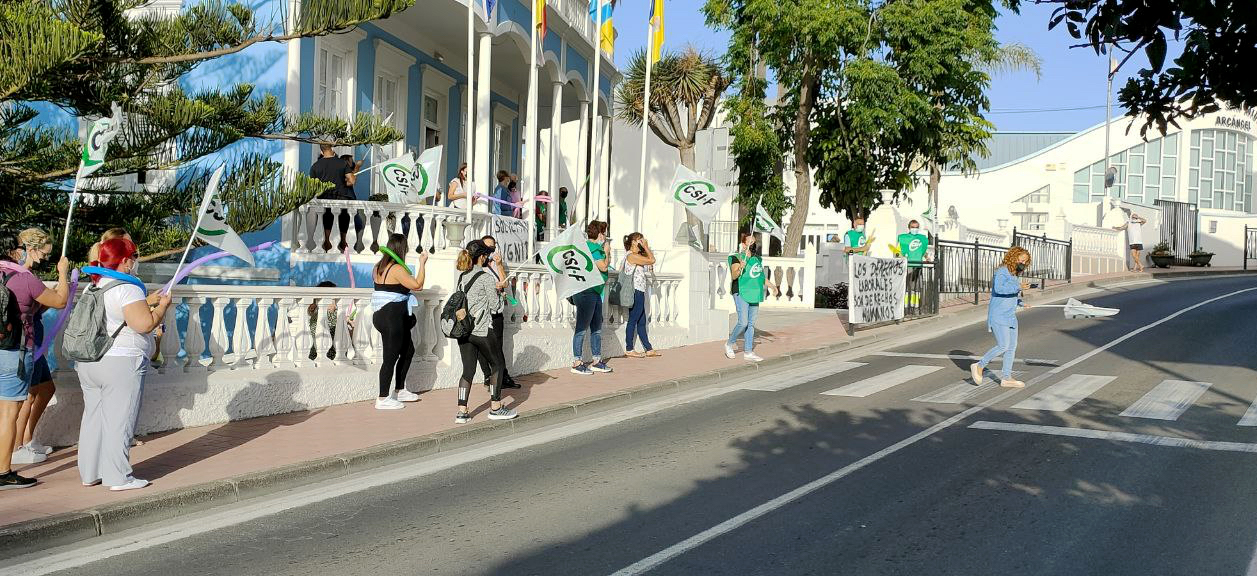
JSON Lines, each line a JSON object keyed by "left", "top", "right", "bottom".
{"left": 849, "top": 255, "right": 906, "bottom": 324}
{"left": 487, "top": 214, "right": 531, "bottom": 265}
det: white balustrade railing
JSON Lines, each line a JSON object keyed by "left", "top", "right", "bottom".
{"left": 51, "top": 273, "right": 684, "bottom": 376}
{"left": 287, "top": 199, "right": 492, "bottom": 258}
{"left": 555, "top": 0, "right": 595, "bottom": 47}
{"left": 964, "top": 227, "right": 1008, "bottom": 246}
{"left": 704, "top": 249, "right": 818, "bottom": 309}
{"left": 1069, "top": 224, "right": 1124, "bottom": 257}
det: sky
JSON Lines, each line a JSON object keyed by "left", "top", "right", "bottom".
{"left": 610, "top": 1, "right": 1169, "bottom": 134}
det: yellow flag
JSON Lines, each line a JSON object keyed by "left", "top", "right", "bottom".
{"left": 649, "top": 0, "right": 664, "bottom": 63}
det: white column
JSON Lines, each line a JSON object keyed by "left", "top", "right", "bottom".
{"left": 474, "top": 30, "right": 494, "bottom": 204}
{"left": 549, "top": 80, "right": 563, "bottom": 240}
{"left": 575, "top": 97, "right": 590, "bottom": 222}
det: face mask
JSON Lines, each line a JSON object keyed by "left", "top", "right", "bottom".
{"left": 855, "top": 225, "right": 865, "bottom": 232}
{"left": 909, "top": 228, "right": 920, "bottom": 235}
{"left": 1015, "top": 263, "right": 1027, "bottom": 273}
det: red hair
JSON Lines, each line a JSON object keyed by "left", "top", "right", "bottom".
{"left": 91, "top": 237, "right": 137, "bottom": 283}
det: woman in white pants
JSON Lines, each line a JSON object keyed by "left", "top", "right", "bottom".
{"left": 77, "top": 238, "right": 170, "bottom": 491}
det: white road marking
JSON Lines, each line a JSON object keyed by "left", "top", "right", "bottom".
{"left": 820, "top": 365, "right": 942, "bottom": 397}
{"left": 608, "top": 285, "right": 1257, "bottom": 576}
{"left": 871, "top": 351, "right": 1058, "bottom": 366}
{"left": 1012, "top": 374, "right": 1117, "bottom": 412}
{"left": 1238, "top": 397, "right": 1257, "bottom": 427}
{"left": 912, "top": 381, "right": 1000, "bottom": 404}
{"left": 1119, "top": 380, "right": 1212, "bottom": 421}
{"left": 969, "top": 421, "right": 1257, "bottom": 454}
{"left": 740, "top": 360, "right": 866, "bottom": 392}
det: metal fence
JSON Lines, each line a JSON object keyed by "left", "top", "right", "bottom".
{"left": 935, "top": 239, "right": 1009, "bottom": 304}
{"left": 904, "top": 262, "right": 939, "bottom": 319}
{"left": 1246, "top": 226, "right": 1257, "bottom": 271}
{"left": 1012, "top": 228, "right": 1072, "bottom": 282}
{"left": 1155, "top": 199, "right": 1199, "bottom": 266}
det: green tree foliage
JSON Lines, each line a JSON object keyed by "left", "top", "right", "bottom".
{"left": 1034, "top": 0, "right": 1256, "bottom": 135}
{"left": 0, "top": 0, "right": 412, "bottom": 261}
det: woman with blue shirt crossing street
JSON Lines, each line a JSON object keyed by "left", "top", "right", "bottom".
{"left": 970, "top": 246, "right": 1033, "bottom": 388}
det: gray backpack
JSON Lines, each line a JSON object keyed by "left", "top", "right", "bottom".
{"left": 607, "top": 260, "right": 636, "bottom": 308}
{"left": 62, "top": 282, "right": 129, "bottom": 363}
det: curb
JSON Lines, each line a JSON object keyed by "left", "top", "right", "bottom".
{"left": 0, "top": 336, "right": 862, "bottom": 560}
{"left": 6, "top": 268, "right": 1250, "bottom": 559}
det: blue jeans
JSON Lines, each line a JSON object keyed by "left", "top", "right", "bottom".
{"left": 727, "top": 294, "right": 759, "bottom": 353}
{"left": 626, "top": 290, "right": 653, "bottom": 352}
{"left": 572, "top": 290, "right": 603, "bottom": 362}
{"left": 979, "top": 323, "right": 1018, "bottom": 379}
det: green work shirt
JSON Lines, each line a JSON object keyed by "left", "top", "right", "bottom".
{"left": 587, "top": 240, "right": 608, "bottom": 296}
{"left": 559, "top": 200, "right": 568, "bottom": 228}
{"left": 898, "top": 232, "right": 929, "bottom": 267}
{"left": 844, "top": 230, "right": 867, "bottom": 254}
{"left": 734, "top": 254, "right": 766, "bottom": 304}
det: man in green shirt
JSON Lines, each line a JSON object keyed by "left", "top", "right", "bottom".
{"left": 897, "top": 220, "right": 930, "bottom": 308}
{"left": 844, "top": 218, "right": 869, "bottom": 257}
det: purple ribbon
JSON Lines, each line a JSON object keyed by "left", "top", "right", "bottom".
{"left": 33, "top": 269, "right": 78, "bottom": 361}
{"left": 162, "top": 241, "right": 275, "bottom": 293}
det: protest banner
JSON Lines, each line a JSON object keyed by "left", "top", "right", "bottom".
{"left": 668, "top": 164, "right": 730, "bottom": 226}
{"left": 848, "top": 255, "right": 907, "bottom": 324}
{"left": 540, "top": 224, "right": 604, "bottom": 300}
{"left": 487, "top": 214, "right": 531, "bottom": 265}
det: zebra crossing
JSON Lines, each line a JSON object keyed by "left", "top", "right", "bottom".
{"left": 798, "top": 361, "right": 1257, "bottom": 427}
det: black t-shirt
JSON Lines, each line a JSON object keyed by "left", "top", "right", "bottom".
{"left": 309, "top": 156, "right": 354, "bottom": 200}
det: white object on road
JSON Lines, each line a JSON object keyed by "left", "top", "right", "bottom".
{"left": 1035, "top": 298, "right": 1120, "bottom": 319}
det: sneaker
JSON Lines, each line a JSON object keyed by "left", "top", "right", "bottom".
{"left": 590, "top": 361, "right": 613, "bottom": 373}
{"left": 743, "top": 352, "right": 764, "bottom": 362}
{"left": 455, "top": 411, "right": 471, "bottom": 424}
{"left": 82, "top": 479, "right": 102, "bottom": 487}
{"left": 1000, "top": 378, "right": 1026, "bottom": 389}
{"left": 0, "top": 471, "right": 36, "bottom": 490}
{"left": 109, "top": 478, "right": 150, "bottom": 492}
{"left": 970, "top": 362, "right": 984, "bottom": 385}
{"left": 394, "top": 389, "right": 420, "bottom": 403}
{"left": 375, "top": 397, "right": 405, "bottom": 410}
{"left": 488, "top": 407, "right": 519, "bottom": 420}
{"left": 502, "top": 380, "right": 522, "bottom": 389}
{"left": 11, "top": 445, "right": 47, "bottom": 465}
{"left": 26, "top": 442, "right": 53, "bottom": 456}
{"left": 570, "top": 363, "right": 593, "bottom": 375}
{"left": 724, "top": 344, "right": 736, "bottom": 359}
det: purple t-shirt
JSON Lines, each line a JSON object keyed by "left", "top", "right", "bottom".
{"left": 3, "top": 268, "right": 46, "bottom": 350}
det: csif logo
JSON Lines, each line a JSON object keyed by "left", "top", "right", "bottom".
{"left": 673, "top": 180, "right": 717, "bottom": 207}
{"left": 546, "top": 244, "right": 593, "bottom": 280}
{"left": 382, "top": 163, "right": 412, "bottom": 189}
{"left": 909, "top": 238, "right": 922, "bottom": 252}
{"left": 748, "top": 262, "right": 763, "bottom": 278}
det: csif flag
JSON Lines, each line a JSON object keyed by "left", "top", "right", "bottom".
{"left": 753, "top": 200, "right": 785, "bottom": 242}
{"left": 414, "top": 145, "right": 443, "bottom": 200}
{"left": 75, "top": 103, "right": 125, "bottom": 192}
{"left": 193, "top": 165, "right": 255, "bottom": 266}
{"left": 378, "top": 153, "right": 418, "bottom": 203}
{"left": 668, "top": 164, "right": 730, "bottom": 226}
{"left": 540, "top": 223, "right": 604, "bottom": 300}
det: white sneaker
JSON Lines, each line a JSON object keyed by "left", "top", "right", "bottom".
{"left": 11, "top": 446, "right": 47, "bottom": 465}
{"left": 109, "top": 478, "right": 150, "bottom": 491}
{"left": 26, "top": 441, "right": 53, "bottom": 455}
{"left": 375, "top": 397, "right": 405, "bottom": 410}
{"left": 394, "top": 389, "right": 420, "bottom": 402}
{"left": 743, "top": 352, "right": 764, "bottom": 362}
{"left": 724, "top": 344, "right": 736, "bottom": 359}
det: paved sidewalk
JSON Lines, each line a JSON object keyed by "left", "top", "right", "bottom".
{"left": 0, "top": 309, "right": 845, "bottom": 530}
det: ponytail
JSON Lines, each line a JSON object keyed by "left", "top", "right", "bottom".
{"left": 455, "top": 249, "right": 473, "bottom": 272}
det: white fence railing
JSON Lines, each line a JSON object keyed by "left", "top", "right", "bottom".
{"left": 963, "top": 226, "right": 1008, "bottom": 246}
{"left": 705, "top": 249, "right": 818, "bottom": 309}
{"left": 1069, "top": 224, "right": 1124, "bottom": 257}
{"left": 555, "top": 0, "right": 596, "bottom": 48}
{"left": 285, "top": 200, "right": 493, "bottom": 259}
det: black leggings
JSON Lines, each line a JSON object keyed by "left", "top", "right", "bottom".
{"left": 477, "top": 313, "right": 513, "bottom": 385}
{"left": 458, "top": 331, "right": 505, "bottom": 407}
{"left": 372, "top": 301, "right": 416, "bottom": 397}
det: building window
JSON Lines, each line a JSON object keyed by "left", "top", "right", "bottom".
{"left": 1073, "top": 133, "right": 1179, "bottom": 204}
{"left": 1019, "top": 212, "right": 1047, "bottom": 231}
{"left": 1189, "top": 129, "right": 1253, "bottom": 213}
{"left": 317, "top": 47, "right": 349, "bottom": 119}
{"left": 1014, "top": 185, "right": 1049, "bottom": 204}
{"left": 493, "top": 121, "right": 511, "bottom": 176}
{"left": 423, "top": 94, "right": 441, "bottom": 150}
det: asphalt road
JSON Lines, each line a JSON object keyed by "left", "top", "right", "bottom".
{"left": 27, "top": 276, "right": 1257, "bottom": 576}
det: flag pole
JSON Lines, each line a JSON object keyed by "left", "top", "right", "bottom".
{"left": 60, "top": 189, "right": 79, "bottom": 259}
{"left": 587, "top": 0, "right": 604, "bottom": 223}
{"left": 527, "top": 4, "right": 543, "bottom": 260}
{"left": 465, "top": 0, "right": 478, "bottom": 226}
{"left": 636, "top": 21, "right": 655, "bottom": 233}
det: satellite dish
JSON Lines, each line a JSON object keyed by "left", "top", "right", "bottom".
{"left": 1104, "top": 166, "right": 1118, "bottom": 188}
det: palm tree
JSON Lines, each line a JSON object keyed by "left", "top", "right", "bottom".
{"left": 616, "top": 47, "right": 731, "bottom": 243}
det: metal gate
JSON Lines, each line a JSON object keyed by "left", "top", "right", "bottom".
{"left": 1246, "top": 225, "right": 1257, "bottom": 271}
{"left": 935, "top": 239, "right": 1009, "bottom": 304}
{"left": 1155, "top": 199, "right": 1199, "bottom": 266}
{"left": 1011, "top": 229, "right": 1072, "bottom": 283}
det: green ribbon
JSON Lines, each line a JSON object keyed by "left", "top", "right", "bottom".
{"left": 378, "top": 246, "right": 413, "bottom": 274}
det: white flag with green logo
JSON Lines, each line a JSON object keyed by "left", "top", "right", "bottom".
{"left": 668, "top": 164, "right": 730, "bottom": 226}
{"left": 377, "top": 152, "right": 418, "bottom": 203}
{"left": 75, "top": 103, "right": 125, "bottom": 192}
{"left": 193, "top": 165, "right": 255, "bottom": 266}
{"left": 754, "top": 200, "right": 785, "bottom": 242}
{"left": 414, "top": 145, "right": 443, "bottom": 200}
{"left": 540, "top": 223, "right": 604, "bottom": 300}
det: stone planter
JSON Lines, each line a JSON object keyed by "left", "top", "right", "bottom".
{"left": 1189, "top": 253, "right": 1214, "bottom": 267}
{"left": 1150, "top": 253, "right": 1175, "bottom": 268}
{"left": 443, "top": 219, "right": 471, "bottom": 247}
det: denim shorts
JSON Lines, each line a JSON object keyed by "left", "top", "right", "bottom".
{"left": 0, "top": 349, "right": 29, "bottom": 402}
{"left": 22, "top": 349, "right": 52, "bottom": 387}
